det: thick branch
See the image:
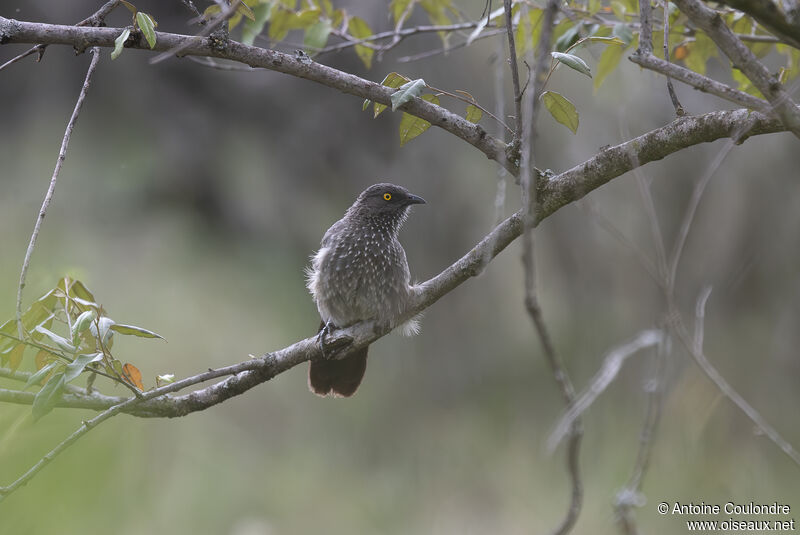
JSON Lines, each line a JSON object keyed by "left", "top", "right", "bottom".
{"left": 0, "top": 108, "right": 786, "bottom": 418}
{"left": 672, "top": 0, "right": 800, "bottom": 138}
{"left": 715, "top": 0, "right": 800, "bottom": 49}
{"left": 0, "top": 16, "right": 516, "bottom": 176}
{"left": 538, "top": 108, "right": 783, "bottom": 219}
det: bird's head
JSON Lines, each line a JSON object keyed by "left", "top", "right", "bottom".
{"left": 347, "top": 183, "right": 426, "bottom": 228}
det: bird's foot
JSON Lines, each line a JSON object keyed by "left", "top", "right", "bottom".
{"left": 317, "top": 321, "right": 336, "bottom": 359}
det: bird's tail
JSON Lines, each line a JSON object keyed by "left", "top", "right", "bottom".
{"left": 308, "top": 346, "right": 368, "bottom": 397}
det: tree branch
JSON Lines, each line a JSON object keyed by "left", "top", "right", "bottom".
{"left": 715, "top": 0, "right": 800, "bottom": 49}
{"left": 628, "top": 51, "right": 772, "bottom": 113}
{"left": 672, "top": 0, "right": 800, "bottom": 138}
{"left": 0, "top": 107, "right": 786, "bottom": 419}
{"left": 0, "top": 16, "right": 516, "bottom": 176}
{"left": 15, "top": 47, "right": 101, "bottom": 337}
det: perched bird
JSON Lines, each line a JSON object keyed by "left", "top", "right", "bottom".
{"left": 306, "top": 183, "right": 426, "bottom": 397}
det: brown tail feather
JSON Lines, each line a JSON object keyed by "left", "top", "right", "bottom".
{"left": 308, "top": 346, "right": 368, "bottom": 397}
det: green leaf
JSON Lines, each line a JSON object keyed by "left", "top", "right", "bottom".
{"left": 610, "top": 1, "right": 626, "bottom": 21}
{"left": 35, "top": 326, "right": 76, "bottom": 353}
{"left": 551, "top": 52, "right": 592, "bottom": 78}
{"left": 304, "top": 19, "right": 332, "bottom": 51}
{"left": 594, "top": 41, "right": 625, "bottom": 90}
{"left": 64, "top": 353, "right": 103, "bottom": 384}
{"left": 611, "top": 22, "right": 633, "bottom": 46}
{"left": 110, "top": 323, "right": 165, "bottom": 340}
{"left": 582, "top": 36, "right": 626, "bottom": 46}
{"left": 71, "top": 310, "right": 96, "bottom": 346}
{"left": 90, "top": 317, "right": 116, "bottom": 346}
{"left": 684, "top": 32, "right": 717, "bottom": 75}
{"left": 555, "top": 24, "right": 581, "bottom": 52}
{"left": 391, "top": 78, "right": 426, "bottom": 111}
{"left": 111, "top": 28, "right": 131, "bottom": 60}
{"left": 0, "top": 319, "right": 19, "bottom": 357}
{"left": 369, "top": 72, "right": 411, "bottom": 117}
{"left": 465, "top": 104, "right": 482, "bottom": 123}
{"left": 348, "top": 16, "right": 374, "bottom": 69}
{"left": 390, "top": 0, "right": 414, "bottom": 23}
{"left": 540, "top": 91, "right": 579, "bottom": 134}
{"left": 268, "top": 7, "right": 294, "bottom": 41}
{"left": 7, "top": 344, "right": 25, "bottom": 372}
{"left": 236, "top": 2, "right": 257, "bottom": 21}
{"left": 242, "top": 2, "right": 273, "bottom": 46}
{"left": 293, "top": 8, "right": 322, "bottom": 29}
{"left": 399, "top": 94, "right": 439, "bottom": 146}
{"left": 32, "top": 373, "right": 66, "bottom": 421}
{"left": 136, "top": 12, "right": 157, "bottom": 49}
{"left": 516, "top": 8, "right": 544, "bottom": 54}
{"left": 25, "top": 361, "right": 59, "bottom": 390}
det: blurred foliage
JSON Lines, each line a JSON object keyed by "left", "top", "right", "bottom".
{"left": 1, "top": 0, "right": 799, "bottom": 533}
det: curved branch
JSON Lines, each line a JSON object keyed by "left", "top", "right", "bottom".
{"left": 0, "top": 107, "right": 784, "bottom": 420}
{"left": 629, "top": 51, "right": 771, "bottom": 113}
{"left": 672, "top": 0, "right": 800, "bottom": 138}
{"left": 715, "top": 0, "right": 800, "bottom": 49}
{"left": 0, "top": 16, "right": 516, "bottom": 176}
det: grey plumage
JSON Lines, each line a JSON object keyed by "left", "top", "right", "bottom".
{"left": 306, "top": 183, "right": 425, "bottom": 397}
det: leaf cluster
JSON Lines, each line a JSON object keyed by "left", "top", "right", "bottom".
{"left": 0, "top": 277, "right": 164, "bottom": 420}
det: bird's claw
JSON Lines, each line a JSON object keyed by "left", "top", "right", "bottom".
{"left": 317, "top": 321, "right": 335, "bottom": 359}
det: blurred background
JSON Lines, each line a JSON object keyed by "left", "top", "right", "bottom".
{"left": 1, "top": 1, "right": 799, "bottom": 533}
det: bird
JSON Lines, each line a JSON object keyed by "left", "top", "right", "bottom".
{"left": 306, "top": 183, "right": 426, "bottom": 397}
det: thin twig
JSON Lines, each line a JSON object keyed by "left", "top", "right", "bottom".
{"left": 16, "top": 48, "right": 101, "bottom": 338}
{"left": 504, "top": 0, "right": 524, "bottom": 141}
{"left": 186, "top": 55, "right": 256, "bottom": 71}
{"left": 0, "top": 0, "right": 118, "bottom": 74}
{"left": 628, "top": 53, "right": 772, "bottom": 113}
{"left": 513, "top": 0, "right": 583, "bottom": 532}
{"left": 397, "top": 28, "right": 507, "bottom": 63}
{"left": 662, "top": 0, "right": 686, "bottom": 116}
{"left": 0, "top": 353, "right": 264, "bottom": 501}
{"left": 670, "top": 291, "right": 800, "bottom": 466}
{"left": 150, "top": 0, "right": 242, "bottom": 64}
{"left": 548, "top": 330, "right": 663, "bottom": 451}
{"left": 322, "top": 21, "right": 494, "bottom": 55}
{"left": 674, "top": 0, "right": 800, "bottom": 137}
{"left": 426, "top": 82, "right": 513, "bottom": 134}
{"left": 577, "top": 200, "right": 662, "bottom": 287}
{"left": 0, "top": 46, "right": 44, "bottom": 72}
{"left": 666, "top": 141, "right": 733, "bottom": 290}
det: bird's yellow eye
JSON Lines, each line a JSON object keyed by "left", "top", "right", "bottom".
{"left": 383, "top": 193, "right": 392, "bottom": 201}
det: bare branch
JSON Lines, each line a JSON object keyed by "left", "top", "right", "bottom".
{"left": 0, "top": 45, "right": 43, "bottom": 72}
{"left": 714, "top": 0, "right": 800, "bottom": 49}
{"left": 0, "top": 16, "right": 516, "bottom": 177}
{"left": 397, "top": 28, "right": 507, "bottom": 63}
{"left": 548, "top": 330, "right": 663, "bottom": 451}
{"left": 538, "top": 108, "right": 783, "bottom": 220}
{"left": 628, "top": 52, "right": 772, "bottom": 113}
{"left": 15, "top": 47, "right": 101, "bottom": 338}
{"left": 673, "top": 0, "right": 800, "bottom": 138}
{"left": 666, "top": 141, "right": 734, "bottom": 290}
{"left": 670, "top": 292, "right": 800, "bottom": 467}
{"left": 662, "top": 0, "right": 686, "bottom": 116}
{"left": 503, "top": 0, "right": 524, "bottom": 142}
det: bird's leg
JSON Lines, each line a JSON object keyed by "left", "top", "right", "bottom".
{"left": 317, "top": 321, "right": 336, "bottom": 359}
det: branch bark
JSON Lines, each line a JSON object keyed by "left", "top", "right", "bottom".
{"left": 628, "top": 52, "right": 771, "bottom": 113}
{"left": 0, "top": 107, "right": 787, "bottom": 417}
{"left": 715, "top": 0, "right": 800, "bottom": 49}
{"left": 672, "top": 0, "right": 800, "bottom": 138}
{"left": 0, "top": 16, "right": 517, "bottom": 176}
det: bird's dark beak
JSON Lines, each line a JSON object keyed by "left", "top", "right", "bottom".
{"left": 406, "top": 193, "right": 426, "bottom": 205}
